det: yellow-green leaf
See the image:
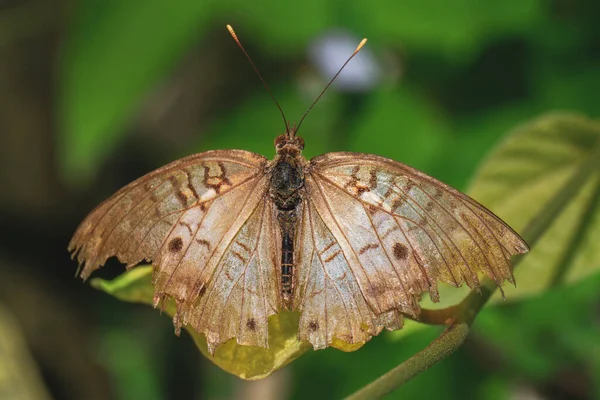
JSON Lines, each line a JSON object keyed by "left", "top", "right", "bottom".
{"left": 91, "top": 265, "right": 373, "bottom": 378}
{"left": 468, "top": 112, "right": 600, "bottom": 301}
{"left": 91, "top": 266, "right": 313, "bottom": 380}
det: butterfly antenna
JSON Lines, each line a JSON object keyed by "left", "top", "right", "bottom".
{"left": 226, "top": 25, "right": 290, "bottom": 135}
{"left": 295, "top": 37, "right": 368, "bottom": 133}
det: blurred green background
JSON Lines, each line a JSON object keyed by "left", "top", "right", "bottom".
{"left": 0, "top": 1, "right": 599, "bottom": 399}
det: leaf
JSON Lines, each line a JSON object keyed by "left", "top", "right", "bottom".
{"left": 91, "top": 266, "right": 315, "bottom": 380}
{"left": 0, "top": 303, "right": 52, "bottom": 400}
{"left": 468, "top": 112, "right": 600, "bottom": 301}
{"left": 59, "top": 1, "right": 213, "bottom": 186}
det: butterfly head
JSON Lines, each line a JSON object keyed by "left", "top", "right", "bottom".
{"left": 274, "top": 126, "right": 304, "bottom": 157}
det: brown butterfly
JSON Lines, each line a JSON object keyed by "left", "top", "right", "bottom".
{"left": 69, "top": 26, "right": 529, "bottom": 354}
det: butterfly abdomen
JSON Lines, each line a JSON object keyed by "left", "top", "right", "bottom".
{"left": 277, "top": 209, "right": 298, "bottom": 306}
{"left": 281, "top": 231, "right": 293, "bottom": 297}
{"left": 270, "top": 155, "right": 305, "bottom": 306}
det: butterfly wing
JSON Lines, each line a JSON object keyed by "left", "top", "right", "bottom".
{"left": 293, "top": 198, "right": 402, "bottom": 350}
{"left": 187, "top": 194, "right": 281, "bottom": 353}
{"left": 69, "top": 150, "right": 281, "bottom": 351}
{"left": 305, "top": 152, "right": 529, "bottom": 319}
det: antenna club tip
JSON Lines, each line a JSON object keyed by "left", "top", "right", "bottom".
{"left": 226, "top": 24, "right": 237, "bottom": 37}
{"left": 355, "top": 38, "right": 368, "bottom": 53}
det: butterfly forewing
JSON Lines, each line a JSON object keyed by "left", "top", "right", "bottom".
{"left": 307, "top": 152, "right": 529, "bottom": 307}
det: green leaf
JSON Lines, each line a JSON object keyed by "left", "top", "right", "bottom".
{"left": 467, "top": 112, "right": 600, "bottom": 301}
{"left": 91, "top": 262, "right": 380, "bottom": 378}
{"left": 91, "top": 266, "right": 313, "bottom": 380}
{"left": 59, "top": 1, "right": 213, "bottom": 186}
{"left": 90, "top": 266, "right": 157, "bottom": 306}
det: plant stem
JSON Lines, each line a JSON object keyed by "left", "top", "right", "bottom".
{"left": 344, "top": 323, "right": 469, "bottom": 400}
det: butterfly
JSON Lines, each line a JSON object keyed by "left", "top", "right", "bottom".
{"left": 69, "top": 26, "right": 529, "bottom": 355}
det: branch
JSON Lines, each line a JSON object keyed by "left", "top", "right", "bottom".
{"left": 345, "top": 323, "right": 469, "bottom": 400}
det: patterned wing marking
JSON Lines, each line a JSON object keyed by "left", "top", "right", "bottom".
{"left": 309, "top": 152, "right": 529, "bottom": 305}
{"left": 293, "top": 199, "right": 402, "bottom": 350}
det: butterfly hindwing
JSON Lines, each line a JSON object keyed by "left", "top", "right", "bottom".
{"left": 184, "top": 196, "right": 281, "bottom": 353}
{"left": 292, "top": 199, "right": 402, "bottom": 349}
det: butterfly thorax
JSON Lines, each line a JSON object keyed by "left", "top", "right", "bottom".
{"left": 270, "top": 156, "right": 304, "bottom": 209}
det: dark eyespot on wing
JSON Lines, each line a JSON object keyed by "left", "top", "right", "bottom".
{"left": 168, "top": 237, "right": 183, "bottom": 252}
{"left": 392, "top": 242, "right": 409, "bottom": 260}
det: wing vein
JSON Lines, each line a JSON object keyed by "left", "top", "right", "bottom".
{"left": 91, "top": 177, "right": 176, "bottom": 261}
{"left": 194, "top": 189, "right": 267, "bottom": 327}
{"left": 391, "top": 183, "right": 462, "bottom": 285}
{"left": 359, "top": 201, "right": 411, "bottom": 303}
{"left": 308, "top": 178, "right": 383, "bottom": 312}
{"left": 308, "top": 205, "right": 354, "bottom": 342}
{"left": 115, "top": 181, "right": 188, "bottom": 256}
